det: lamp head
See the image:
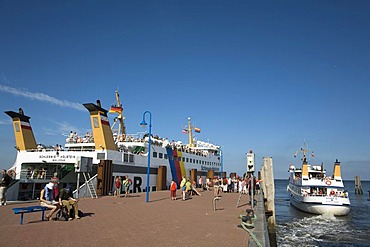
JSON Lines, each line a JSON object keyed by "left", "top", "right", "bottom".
{"left": 140, "top": 120, "right": 148, "bottom": 127}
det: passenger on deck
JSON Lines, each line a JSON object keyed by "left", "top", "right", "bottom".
{"left": 40, "top": 182, "right": 58, "bottom": 221}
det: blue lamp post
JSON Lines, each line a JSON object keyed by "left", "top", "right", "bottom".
{"left": 140, "top": 111, "right": 152, "bottom": 203}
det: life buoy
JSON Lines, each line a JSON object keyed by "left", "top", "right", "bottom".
{"left": 325, "top": 180, "right": 332, "bottom": 186}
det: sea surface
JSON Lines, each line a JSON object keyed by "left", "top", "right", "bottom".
{"left": 275, "top": 179, "right": 370, "bottom": 247}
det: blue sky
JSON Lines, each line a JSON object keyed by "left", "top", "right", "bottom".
{"left": 1, "top": 1, "right": 369, "bottom": 180}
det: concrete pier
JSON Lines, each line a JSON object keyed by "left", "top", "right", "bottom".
{"left": 0, "top": 190, "right": 253, "bottom": 246}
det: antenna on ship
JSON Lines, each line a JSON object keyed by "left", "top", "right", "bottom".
{"left": 185, "top": 117, "right": 201, "bottom": 148}
{"left": 109, "top": 90, "right": 126, "bottom": 142}
{"left": 187, "top": 117, "right": 194, "bottom": 147}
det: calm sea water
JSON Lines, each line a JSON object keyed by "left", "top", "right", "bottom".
{"left": 275, "top": 179, "right": 370, "bottom": 247}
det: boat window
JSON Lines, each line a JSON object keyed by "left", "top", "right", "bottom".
{"left": 186, "top": 158, "right": 189, "bottom": 162}
{"left": 182, "top": 157, "right": 185, "bottom": 162}
{"left": 129, "top": 154, "right": 134, "bottom": 163}
{"left": 93, "top": 117, "right": 99, "bottom": 128}
{"left": 15, "top": 122, "right": 20, "bottom": 132}
{"left": 164, "top": 154, "right": 168, "bottom": 159}
{"left": 159, "top": 153, "right": 163, "bottom": 159}
{"left": 190, "top": 158, "right": 192, "bottom": 163}
{"left": 153, "top": 152, "right": 158, "bottom": 158}
{"left": 124, "top": 153, "right": 128, "bottom": 162}
{"left": 97, "top": 153, "right": 105, "bottom": 160}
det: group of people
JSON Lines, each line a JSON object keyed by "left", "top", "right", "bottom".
{"left": 168, "top": 175, "right": 258, "bottom": 201}
{"left": 39, "top": 175, "right": 80, "bottom": 221}
{"left": 171, "top": 176, "right": 201, "bottom": 201}
{"left": 114, "top": 175, "right": 132, "bottom": 198}
{"left": 196, "top": 175, "right": 259, "bottom": 196}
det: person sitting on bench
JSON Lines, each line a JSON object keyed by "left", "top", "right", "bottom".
{"left": 40, "top": 182, "right": 58, "bottom": 221}
{"left": 58, "top": 185, "right": 80, "bottom": 220}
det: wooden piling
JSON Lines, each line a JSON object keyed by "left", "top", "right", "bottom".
{"left": 355, "top": 176, "right": 363, "bottom": 194}
{"left": 260, "top": 157, "right": 275, "bottom": 227}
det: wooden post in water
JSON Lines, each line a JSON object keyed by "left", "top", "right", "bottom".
{"left": 261, "top": 157, "right": 275, "bottom": 227}
{"left": 355, "top": 176, "right": 363, "bottom": 194}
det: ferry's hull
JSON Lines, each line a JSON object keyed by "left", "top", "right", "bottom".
{"left": 288, "top": 190, "right": 351, "bottom": 216}
{"left": 289, "top": 196, "right": 350, "bottom": 216}
{"left": 7, "top": 145, "right": 221, "bottom": 201}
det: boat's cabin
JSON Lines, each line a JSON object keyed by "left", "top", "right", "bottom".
{"left": 289, "top": 164, "right": 328, "bottom": 180}
{"left": 300, "top": 186, "right": 348, "bottom": 198}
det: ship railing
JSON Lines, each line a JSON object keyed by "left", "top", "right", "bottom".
{"left": 306, "top": 193, "right": 348, "bottom": 198}
{"left": 18, "top": 165, "right": 71, "bottom": 181}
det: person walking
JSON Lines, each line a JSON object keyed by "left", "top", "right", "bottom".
{"left": 170, "top": 179, "right": 177, "bottom": 200}
{"left": 114, "top": 176, "right": 121, "bottom": 198}
{"left": 180, "top": 176, "right": 187, "bottom": 201}
{"left": 123, "top": 175, "right": 131, "bottom": 198}
{"left": 0, "top": 169, "right": 12, "bottom": 206}
{"left": 198, "top": 176, "right": 204, "bottom": 191}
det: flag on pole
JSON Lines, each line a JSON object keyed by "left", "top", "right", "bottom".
{"left": 194, "top": 127, "right": 201, "bottom": 133}
{"left": 182, "top": 129, "right": 189, "bottom": 134}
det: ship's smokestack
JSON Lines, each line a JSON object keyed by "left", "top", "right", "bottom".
{"left": 96, "top": 100, "right": 101, "bottom": 108}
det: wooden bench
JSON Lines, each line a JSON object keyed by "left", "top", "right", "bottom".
{"left": 12, "top": 206, "right": 48, "bottom": 225}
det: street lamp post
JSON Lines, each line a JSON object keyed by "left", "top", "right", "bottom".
{"left": 140, "top": 111, "right": 152, "bottom": 203}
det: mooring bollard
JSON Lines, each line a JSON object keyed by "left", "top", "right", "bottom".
{"left": 213, "top": 196, "right": 221, "bottom": 211}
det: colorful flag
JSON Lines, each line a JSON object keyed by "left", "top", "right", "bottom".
{"left": 311, "top": 152, "right": 315, "bottom": 157}
{"left": 182, "top": 129, "right": 189, "bottom": 134}
{"left": 194, "top": 127, "right": 201, "bottom": 133}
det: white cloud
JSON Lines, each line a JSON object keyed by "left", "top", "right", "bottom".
{"left": 0, "top": 84, "right": 85, "bottom": 111}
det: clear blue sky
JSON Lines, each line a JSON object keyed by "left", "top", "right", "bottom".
{"left": 1, "top": 1, "right": 370, "bottom": 180}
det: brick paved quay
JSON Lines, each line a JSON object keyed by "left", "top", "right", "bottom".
{"left": 0, "top": 190, "right": 252, "bottom": 247}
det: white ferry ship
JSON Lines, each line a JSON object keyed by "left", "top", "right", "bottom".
{"left": 4, "top": 91, "right": 223, "bottom": 201}
{"left": 287, "top": 144, "right": 350, "bottom": 216}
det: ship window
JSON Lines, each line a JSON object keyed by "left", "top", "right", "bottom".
{"left": 97, "top": 153, "right": 105, "bottom": 160}
{"left": 153, "top": 152, "right": 158, "bottom": 158}
{"left": 190, "top": 158, "right": 192, "bottom": 163}
{"left": 93, "top": 117, "right": 99, "bottom": 128}
{"left": 129, "top": 154, "right": 134, "bottom": 163}
{"left": 178, "top": 157, "right": 181, "bottom": 161}
{"left": 124, "top": 153, "right": 128, "bottom": 162}
{"left": 182, "top": 157, "right": 185, "bottom": 162}
{"left": 186, "top": 158, "right": 189, "bottom": 162}
{"left": 164, "top": 154, "right": 167, "bottom": 159}
{"left": 15, "top": 122, "right": 20, "bottom": 132}
{"left": 159, "top": 153, "right": 163, "bottom": 159}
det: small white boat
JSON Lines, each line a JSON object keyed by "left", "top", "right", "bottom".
{"left": 287, "top": 144, "right": 350, "bottom": 216}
